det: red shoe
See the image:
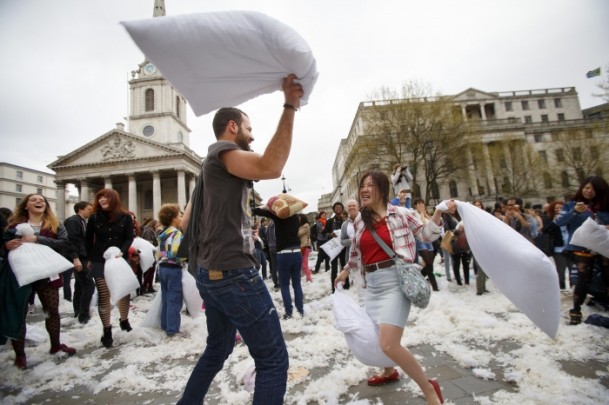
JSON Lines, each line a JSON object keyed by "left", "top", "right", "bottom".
{"left": 367, "top": 370, "right": 400, "bottom": 386}
{"left": 428, "top": 379, "right": 444, "bottom": 404}
{"left": 14, "top": 354, "right": 26, "bottom": 369}
{"left": 50, "top": 343, "right": 76, "bottom": 356}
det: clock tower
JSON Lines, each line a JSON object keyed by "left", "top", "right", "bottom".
{"left": 127, "top": 0, "right": 191, "bottom": 148}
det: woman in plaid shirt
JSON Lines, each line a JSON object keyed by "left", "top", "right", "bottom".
{"left": 335, "top": 170, "right": 454, "bottom": 405}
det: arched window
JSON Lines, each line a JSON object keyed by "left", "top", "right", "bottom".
{"left": 145, "top": 89, "right": 155, "bottom": 112}
{"left": 449, "top": 180, "right": 458, "bottom": 198}
{"left": 176, "top": 96, "right": 181, "bottom": 118}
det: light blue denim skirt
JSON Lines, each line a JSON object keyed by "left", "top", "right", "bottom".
{"left": 364, "top": 265, "right": 411, "bottom": 328}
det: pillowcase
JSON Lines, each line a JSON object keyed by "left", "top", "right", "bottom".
{"left": 122, "top": 11, "right": 318, "bottom": 116}
{"left": 267, "top": 194, "right": 307, "bottom": 219}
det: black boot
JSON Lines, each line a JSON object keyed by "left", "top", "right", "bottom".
{"left": 120, "top": 319, "right": 132, "bottom": 332}
{"left": 101, "top": 326, "right": 113, "bottom": 348}
{"left": 569, "top": 309, "right": 582, "bottom": 325}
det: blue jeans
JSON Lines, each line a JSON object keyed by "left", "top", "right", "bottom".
{"left": 158, "top": 264, "right": 183, "bottom": 335}
{"left": 178, "top": 267, "right": 288, "bottom": 405}
{"left": 276, "top": 252, "right": 304, "bottom": 316}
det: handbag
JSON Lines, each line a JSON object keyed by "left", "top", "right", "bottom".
{"left": 440, "top": 230, "right": 454, "bottom": 254}
{"left": 368, "top": 228, "right": 431, "bottom": 309}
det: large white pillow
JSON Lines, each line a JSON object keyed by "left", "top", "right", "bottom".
{"left": 9, "top": 243, "right": 73, "bottom": 287}
{"left": 570, "top": 217, "right": 609, "bottom": 258}
{"left": 455, "top": 201, "right": 560, "bottom": 338}
{"left": 103, "top": 247, "right": 140, "bottom": 306}
{"left": 122, "top": 11, "right": 318, "bottom": 116}
{"left": 332, "top": 286, "right": 396, "bottom": 368}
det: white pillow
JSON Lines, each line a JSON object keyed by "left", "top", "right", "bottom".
{"left": 332, "top": 286, "right": 396, "bottom": 368}
{"left": 456, "top": 201, "right": 560, "bottom": 338}
{"left": 9, "top": 243, "right": 73, "bottom": 287}
{"left": 182, "top": 269, "right": 203, "bottom": 319}
{"left": 103, "top": 247, "right": 140, "bottom": 306}
{"left": 122, "top": 11, "right": 318, "bottom": 116}
{"left": 141, "top": 289, "right": 162, "bottom": 329}
{"left": 132, "top": 237, "right": 156, "bottom": 272}
{"left": 570, "top": 217, "right": 609, "bottom": 258}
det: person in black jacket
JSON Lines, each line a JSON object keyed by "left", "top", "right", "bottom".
{"left": 64, "top": 201, "right": 94, "bottom": 324}
{"left": 325, "top": 202, "right": 348, "bottom": 292}
{"left": 85, "top": 189, "right": 135, "bottom": 348}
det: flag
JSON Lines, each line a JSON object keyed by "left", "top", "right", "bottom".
{"left": 586, "top": 67, "right": 601, "bottom": 78}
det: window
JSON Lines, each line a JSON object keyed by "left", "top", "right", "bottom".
{"left": 576, "top": 167, "right": 585, "bottom": 183}
{"left": 16, "top": 197, "right": 21, "bottom": 206}
{"left": 539, "top": 150, "right": 547, "bottom": 162}
{"left": 37, "top": 188, "right": 43, "bottom": 195}
{"left": 573, "top": 147, "right": 582, "bottom": 161}
{"left": 541, "top": 114, "right": 548, "bottom": 122}
{"left": 524, "top": 116, "right": 532, "bottom": 124}
{"left": 543, "top": 172, "right": 553, "bottom": 189}
{"left": 16, "top": 170, "right": 23, "bottom": 179}
{"left": 16, "top": 184, "right": 22, "bottom": 192}
{"left": 554, "top": 98, "right": 562, "bottom": 108}
{"left": 534, "top": 134, "right": 543, "bottom": 142}
{"left": 522, "top": 100, "right": 529, "bottom": 110}
{"left": 538, "top": 99, "right": 546, "bottom": 109}
{"left": 449, "top": 180, "right": 458, "bottom": 198}
{"left": 145, "top": 88, "right": 155, "bottom": 112}
{"left": 557, "top": 113, "right": 565, "bottom": 121}
{"left": 37, "top": 175, "right": 43, "bottom": 183}
{"left": 585, "top": 129, "right": 593, "bottom": 139}
{"left": 505, "top": 101, "right": 513, "bottom": 112}
{"left": 561, "top": 171, "right": 569, "bottom": 187}
{"left": 556, "top": 149, "right": 565, "bottom": 162}
{"left": 176, "top": 96, "right": 180, "bottom": 118}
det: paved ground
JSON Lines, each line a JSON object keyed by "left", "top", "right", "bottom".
{"left": 13, "top": 292, "right": 609, "bottom": 405}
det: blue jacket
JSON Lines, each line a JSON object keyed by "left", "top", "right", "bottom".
{"left": 555, "top": 201, "right": 609, "bottom": 252}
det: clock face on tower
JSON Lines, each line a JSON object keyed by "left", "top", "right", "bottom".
{"left": 143, "top": 125, "right": 155, "bottom": 137}
{"left": 143, "top": 63, "right": 157, "bottom": 75}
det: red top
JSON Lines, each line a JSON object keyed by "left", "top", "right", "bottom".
{"left": 359, "top": 220, "right": 393, "bottom": 265}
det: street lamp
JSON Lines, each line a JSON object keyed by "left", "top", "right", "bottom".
{"left": 281, "top": 175, "right": 287, "bottom": 193}
{"left": 424, "top": 140, "right": 439, "bottom": 205}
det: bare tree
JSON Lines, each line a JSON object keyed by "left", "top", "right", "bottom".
{"left": 592, "top": 63, "right": 609, "bottom": 102}
{"left": 359, "top": 80, "right": 480, "bottom": 203}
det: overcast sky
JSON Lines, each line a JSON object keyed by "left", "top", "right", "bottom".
{"left": 0, "top": 0, "right": 607, "bottom": 211}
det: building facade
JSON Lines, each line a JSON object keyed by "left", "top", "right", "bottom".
{"left": 0, "top": 163, "right": 59, "bottom": 213}
{"left": 324, "top": 86, "right": 609, "bottom": 208}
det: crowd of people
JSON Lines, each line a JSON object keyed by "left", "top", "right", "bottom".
{"left": 1, "top": 72, "right": 607, "bottom": 404}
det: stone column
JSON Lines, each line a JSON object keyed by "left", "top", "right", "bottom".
{"left": 461, "top": 105, "right": 467, "bottom": 120}
{"left": 128, "top": 173, "right": 138, "bottom": 216}
{"left": 480, "top": 103, "right": 487, "bottom": 120}
{"left": 177, "top": 169, "right": 186, "bottom": 210}
{"left": 80, "top": 178, "right": 89, "bottom": 202}
{"left": 152, "top": 171, "right": 161, "bottom": 219}
{"left": 104, "top": 176, "right": 113, "bottom": 189}
{"left": 482, "top": 143, "right": 497, "bottom": 196}
{"left": 465, "top": 148, "right": 479, "bottom": 196}
{"left": 55, "top": 181, "right": 67, "bottom": 222}
{"left": 502, "top": 142, "right": 513, "bottom": 175}
{"left": 189, "top": 175, "right": 196, "bottom": 202}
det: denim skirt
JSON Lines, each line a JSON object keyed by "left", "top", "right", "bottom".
{"left": 364, "top": 265, "right": 411, "bottom": 328}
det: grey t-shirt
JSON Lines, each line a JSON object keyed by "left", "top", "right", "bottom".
{"left": 196, "top": 141, "right": 256, "bottom": 270}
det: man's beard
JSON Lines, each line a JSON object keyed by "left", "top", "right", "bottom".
{"left": 235, "top": 128, "right": 251, "bottom": 151}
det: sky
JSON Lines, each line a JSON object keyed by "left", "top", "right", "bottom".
{"left": 0, "top": 0, "right": 608, "bottom": 211}
{"left": 1, "top": 256, "right": 608, "bottom": 404}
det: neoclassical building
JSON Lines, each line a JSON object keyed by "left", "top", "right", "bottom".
{"left": 325, "top": 86, "right": 608, "bottom": 208}
{"left": 48, "top": 0, "right": 202, "bottom": 221}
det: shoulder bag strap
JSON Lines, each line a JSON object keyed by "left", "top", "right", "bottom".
{"left": 368, "top": 227, "right": 398, "bottom": 260}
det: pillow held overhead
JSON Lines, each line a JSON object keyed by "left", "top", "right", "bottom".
{"left": 121, "top": 10, "right": 318, "bottom": 116}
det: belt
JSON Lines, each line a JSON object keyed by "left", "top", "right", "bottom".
{"left": 277, "top": 248, "right": 300, "bottom": 254}
{"left": 364, "top": 259, "right": 395, "bottom": 273}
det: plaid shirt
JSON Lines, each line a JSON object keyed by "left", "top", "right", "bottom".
{"left": 344, "top": 204, "right": 442, "bottom": 276}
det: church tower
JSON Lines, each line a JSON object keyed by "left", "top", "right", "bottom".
{"left": 127, "top": 0, "right": 191, "bottom": 148}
